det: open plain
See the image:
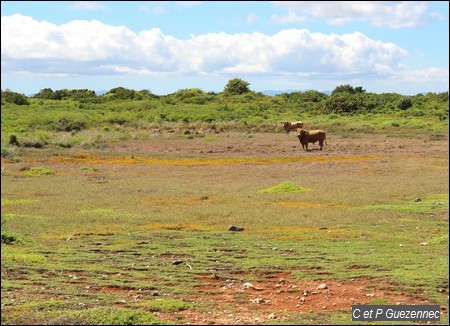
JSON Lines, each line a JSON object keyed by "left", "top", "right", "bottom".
{"left": 1, "top": 130, "right": 448, "bottom": 325}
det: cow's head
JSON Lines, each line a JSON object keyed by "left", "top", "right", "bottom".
{"left": 297, "top": 128, "right": 307, "bottom": 137}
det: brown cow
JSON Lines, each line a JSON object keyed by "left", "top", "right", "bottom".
{"left": 281, "top": 121, "right": 304, "bottom": 134}
{"left": 297, "top": 128, "right": 327, "bottom": 151}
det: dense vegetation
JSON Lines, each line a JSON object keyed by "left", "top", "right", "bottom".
{"left": 1, "top": 78, "right": 448, "bottom": 149}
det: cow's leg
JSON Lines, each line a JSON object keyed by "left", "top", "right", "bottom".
{"left": 319, "top": 141, "right": 323, "bottom": 150}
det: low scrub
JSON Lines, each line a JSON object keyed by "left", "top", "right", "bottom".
{"left": 259, "top": 181, "right": 310, "bottom": 193}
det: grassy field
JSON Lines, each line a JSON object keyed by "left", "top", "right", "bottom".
{"left": 1, "top": 129, "right": 448, "bottom": 325}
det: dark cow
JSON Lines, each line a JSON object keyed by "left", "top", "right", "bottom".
{"left": 297, "top": 128, "right": 327, "bottom": 151}
{"left": 281, "top": 121, "right": 304, "bottom": 134}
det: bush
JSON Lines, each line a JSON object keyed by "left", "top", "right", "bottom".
{"left": 1, "top": 217, "right": 21, "bottom": 244}
{"left": 1, "top": 90, "right": 29, "bottom": 105}
{"left": 56, "top": 118, "right": 86, "bottom": 132}
{"left": 8, "top": 134, "right": 20, "bottom": 146}
{"left": 1, "top": 147, "right": 12, "bottom": 158}
{"left": 223, "top": 78, "right": 251, "bottom": 95}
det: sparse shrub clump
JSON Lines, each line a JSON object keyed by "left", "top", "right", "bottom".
{"left": 259, "top": 182, "right": 310, "bottom": 193}
{"left": 22, "top": 167, "right": 55, "bottom": 177}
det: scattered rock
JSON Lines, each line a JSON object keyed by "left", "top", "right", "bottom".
{"left": 318, "top": 283, "right": 328, "bottom": 290}
{"left": 172, "top": 260, "right": 184, "bottom": 265}
{"left": 414, "top": 197, "right": 422, "bottom": 202}
{"left": 268, "top": 313, "right": 277, "bottom": 319}
{"left": 243, "top": 282, "right": 263, "bottom": 291}
{"left": 250, "top": 297, "right": 266, "bottom": 304}
{"left": 420, "top": 242, "right": 428, "bottom": 246}
{"left": 228, "top": 225, "right": 244, "bottom": 231}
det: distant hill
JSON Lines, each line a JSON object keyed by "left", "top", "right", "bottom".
{"left": 261, "top": 89, "right": 297, "bottom": 96}
{"left": 93, "top": 89, "right": 332, "bottom": 96}
{"left": 262, "top": 89, "right": 332, "bottom": 96}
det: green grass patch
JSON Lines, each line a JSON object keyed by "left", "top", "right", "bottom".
{"left": 138, "top": 299, "right": 193, "bottom": 312}
{"left": 1, "top": 199, "right": 38, "bottom": 206}
{"left": 355, "top": 193, "right": 448, "bottom": 214}
{"left": 428, "top": 235, "right": 449, "bottom": 246}
{"left": 259, "top": 181, "right": 310, "bottom": 194}
{"left": 2, "top": 306, "right": 167, "bottom": 325}
{"left": 80, "top": 166, "right": 99, "bottom": 172}
{"left": 22, "top": 167, "right": 55, "bottom": 177}
{"left": 1, "top": 247, "right": 47, "bottom": 264}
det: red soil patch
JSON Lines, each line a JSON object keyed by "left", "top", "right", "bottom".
{"left": 157, "top": 272, "right": 436, "bottom": 324}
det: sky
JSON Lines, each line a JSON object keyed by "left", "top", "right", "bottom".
{"left": 1, "top": 1, "right": 449, "bottom": 96}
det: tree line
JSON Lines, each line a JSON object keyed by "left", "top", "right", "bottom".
{"left": 1, "top": 78, "right": 448, "bottom": 119}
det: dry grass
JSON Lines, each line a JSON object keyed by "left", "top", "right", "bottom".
{"left": 1, "top": 131, "right": 448, "bottom": 325}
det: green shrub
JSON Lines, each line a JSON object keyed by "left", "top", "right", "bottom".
{"left": 1, "top": 147, "right": 12, "bottom": 158}
{"left": 1, "top": 217, "right": 22, "bottom": 245}
{"left": 1, "top": 90, "right": 29, "bottom": 105}
{"left": 8, "top": 134, "right": 20, "bottom": 146}
{"left": 22, "top": 167, "right": 55, "bottom": 177}
{"left": 259, "top": 182, "right": 310, "bottom": 194}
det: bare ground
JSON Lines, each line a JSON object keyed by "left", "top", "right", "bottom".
{"left": 107, "top": 132, "right": 448, "bottom": 159}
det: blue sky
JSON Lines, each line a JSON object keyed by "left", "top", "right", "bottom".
{"left": 1, "top": 1, "right": 449, "bottom": 96}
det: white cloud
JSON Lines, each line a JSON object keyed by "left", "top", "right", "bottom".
{"left": 1, "top": 15, "right": 138, "bottom": 61}
{"left": 152, "top": 6, "right": 167, "bottom": 16}
{"left": 271, "top": 1, "right": 440, "bottom": 28}
{"left": 399, "top": 67, "right": 449, "bottom": 83}
{"left": 246, "top": 13, "right": 258, "bottom": 25}
{"left": 1, "top": 14, "right": 447, "bottom": 90}
{"left": 271, "top": 11, "right": 310, "bottom": 24}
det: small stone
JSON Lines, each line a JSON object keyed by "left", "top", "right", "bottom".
{"left": 228, "top": 225, "right": 244, "bottom": 231}
{"left": 268, "top": 313, "right": 277, "bottom": 319}
{"left": 251, "top": 297, "right": 265, "bottom": 304}
{"left": 243, "top": 282, "right": 263, "bottom": 290}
